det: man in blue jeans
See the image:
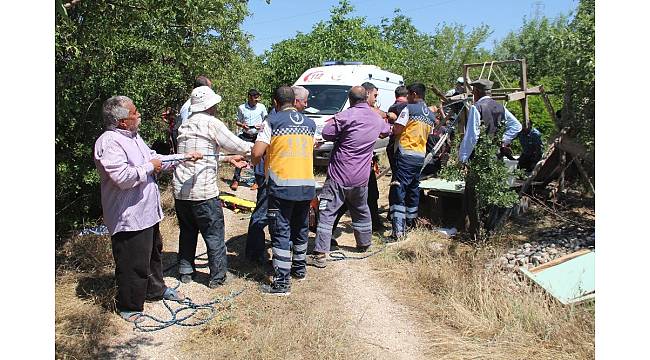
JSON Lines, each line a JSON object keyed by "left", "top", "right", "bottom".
{"left": 174, "top": 86, "right": 252, "bottom": 288}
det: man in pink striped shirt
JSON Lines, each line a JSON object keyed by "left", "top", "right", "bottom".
{"left": 94, "top": 95, "right": 202, "bottom": 323}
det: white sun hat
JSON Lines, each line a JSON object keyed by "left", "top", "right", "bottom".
{"left": 189, "top": 86, "right": 222, "bottom": 112}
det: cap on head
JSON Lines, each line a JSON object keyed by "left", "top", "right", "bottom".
{"left": 190, "top": 86, "right": 222, "bottom": 112}
{"left": 456, "top": 77, "right": 465, "bottom": 84}
{"left": 248, "top": 88, "right": 261, "bottom": 97}
{"left": 470, "top": 79, "right": 493, "bottom": 91}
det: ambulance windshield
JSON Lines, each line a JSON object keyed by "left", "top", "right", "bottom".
{"left": 301, "top": 85, "right": 351, "bottom": 115}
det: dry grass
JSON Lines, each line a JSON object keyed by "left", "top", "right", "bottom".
{"left": 373, "top": 228, "right": 595, "bottom": 359}
{"left": 55, "top": 271, "right": 117, "bottom": 359}
{"left": 181, "top": 275, "right": 368, "bottom": 360}
{"left": 56, "top": 229, "right": 118, "bottom": 359}
{"left": 58, "top": 234, "right": 114, "bottom": 273}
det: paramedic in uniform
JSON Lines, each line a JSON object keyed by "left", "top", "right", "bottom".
{"left": 388, "top": 83, "right": 437, "bottom": 240}
{"left": 251, "top": 85, "right": 316, "bottom": 296}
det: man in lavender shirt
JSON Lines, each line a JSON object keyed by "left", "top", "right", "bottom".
{"left": 94, "top": 96, "right": 202, "bottom": 323}
{"left": 308, "top": 86, "right": 392, "bottom": 268}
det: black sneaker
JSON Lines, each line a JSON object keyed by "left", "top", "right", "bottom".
{"left": 356, "top": 244, "right": 372, "bottom": 253}
{"left": 383, "top": 234, "right": 401, "bottom": 244}
{"left": 180, "top": 274, "right": 193, "bottom": 284}
{"left": 260, "top": 283, "right": 291, "bottom": 296}
{"left": 208, "top": 275, "right": 231, "bottom": 289}
{"left": 291, "top": 271, "right": 307, "bottom": 281}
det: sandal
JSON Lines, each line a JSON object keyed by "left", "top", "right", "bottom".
{"left": 162, "top": 287, "right": 185, "bottom": 302}
{"left": 119, "top": 311, "right": 144, "bottom": 323}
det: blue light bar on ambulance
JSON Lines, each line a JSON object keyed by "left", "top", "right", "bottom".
{"left": 322, "top": 60, "right": 364, "bottom": 66}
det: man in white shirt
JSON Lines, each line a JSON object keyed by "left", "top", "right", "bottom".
{"left": 173, "top": 86, "right": 252, "bottom": 288}
{"left": 458, "top": 79, "right": 522, "bottom": 240}
{"left": 231, "top": 88, "right": 268, "bottom": 191}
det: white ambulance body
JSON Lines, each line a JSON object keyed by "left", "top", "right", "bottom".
{"left": 292, "top": 62, "right": 404, "bottom": 165}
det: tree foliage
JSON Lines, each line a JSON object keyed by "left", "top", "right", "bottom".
{"left": 491, "top": 0, "right": 595, "bottom": 146}
{"left": 261, "top": 1, "right": 491, "bottom": 105}
{"left": 55, "top": 0, "right": 260, "bottom": 234}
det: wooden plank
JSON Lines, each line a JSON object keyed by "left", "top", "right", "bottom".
{"left": 559, "top": 150, "right": 566, "bottom": 193}
{"left": 525, "top": 85, "right": 542, "bottom": 94}
{"left": 556, "top": 137, "right": 595, "bottom": 164}
{"left": 529, "top": 249, "right": 592, "bottom": 274}
{"left": 539, "top": 86, "right": 559, "bottom": 127}
{"left": 507, "top": 91, "right": 526, "bottom": 102}
{"left": 574, "top": 159, "right": 595, "bottom": 195}
{"left": 464, "top": 59, "right": 522, "bottom": 68}
{"left": 430, "top": 84, "right": 450, "bottom": 102}
{"left": 519, "top": 58, "right": 530, "bottom": 129}
{"left": 463, "top": 65, "right": 470, "bottom": 95}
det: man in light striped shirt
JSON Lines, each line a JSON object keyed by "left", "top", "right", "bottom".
{"left": 173, "top": 86, "right": 252, "bottom": 288}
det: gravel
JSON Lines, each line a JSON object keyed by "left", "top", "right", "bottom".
{"left": 498, "top": 224, "right": 595, "bottom": 272}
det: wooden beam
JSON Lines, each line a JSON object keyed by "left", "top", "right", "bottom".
{"left": 464, "top": 59, "right": 522, "bottom": 68}
{"left": 463, "top": 65, "right": 470, "bottom": 95}
{"left": 429, "top": 84, "right": 449, "bottom": 102}
{"left": 519, "top": 59, "right": 531, "bottom": 129}
{"left": 507, "top": 91, "right": 526, "bottom": 102}
{"left": 539, "top": 85, "right": 559, "bottom": 128}
{"left": 556, "top": 137, "right": 594, "bottom": 164}
{"left": 518, "top": 143, "right": 556, "bottom": 196}
{"left": 529, "top": 249, "right": 592, "bottom": 274}
{"left": 525, "top": 85, "right": 542, "bottom": 95}
{"left": 574, "top": 159, "right": 595, "bottom": 195}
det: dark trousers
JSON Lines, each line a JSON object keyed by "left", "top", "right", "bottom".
{"left": 267, "top": 196, "right": 310, "bottom": 287}
{"left": 111, "top": 223, "right": 166, "bottom": 312}
{"left": 463, "top": 169, "right": 480, "bottom": 240}
{"left": 388, "top": 152, "right": 424, "bottom": 236}
{"left": 245, "top": 174, "right": 268, "bottom": 260}
{"left": 518, "top": 151, "right": 542, "bottom": 173}
{"left": 233, "top": 133, "right": 262, "bottom": 182}
{"left": 175, "top": 197, "right": 227, "bottom": 284}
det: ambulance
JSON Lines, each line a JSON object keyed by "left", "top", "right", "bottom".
{"left": 292, "top": 61, "right": 404, "bottom": 165}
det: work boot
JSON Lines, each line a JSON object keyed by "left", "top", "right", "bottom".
{"left": 356, "top": 244, "right": 372, "bottom": 253}
{"left": 230, "top": 180, "right": 239, "bottom": 191}
{"left": 260, "top": 282, "right": 291, "bottom": 296}
{"left": 208, "top": 276, "right": 231, "bottom": 289}
{"left": 307, "top": 253, "right": 327, "bottom": 268}
{"left": 291, "top": 270, "right": 307, "bottom": 281}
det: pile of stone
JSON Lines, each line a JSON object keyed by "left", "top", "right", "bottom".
{"left": 498, "top": 225, "right": 595, "bottom": 271}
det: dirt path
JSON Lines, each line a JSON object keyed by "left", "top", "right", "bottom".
{"left": 102, "top": 173, "right": 431, "bottom": 359}
{"left": 329, "top": 241, "right": 429, "bottom": 359}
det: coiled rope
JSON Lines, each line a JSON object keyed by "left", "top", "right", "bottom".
{"left": 133, "top": 282, "right": 244, "bottom": 332}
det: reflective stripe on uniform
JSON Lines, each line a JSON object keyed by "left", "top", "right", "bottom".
{"left": 352, "top": 221, "right": 372, "bottom": 232}
{"left": 273, "top": 259, "right": 292, "bottom": 269}
{"left": 272, "top": 247, "right": 291, "bottom": 258}
{"left": 293, "top": 242, "right": 308, "bottom": 252}
{"left": 268, "top": 169, "right": 316, "bottom": 187}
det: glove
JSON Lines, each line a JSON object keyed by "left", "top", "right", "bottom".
{"left": 499, "top": 145, "right": 515, "bottom": 160}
